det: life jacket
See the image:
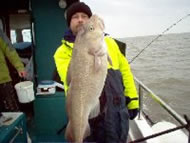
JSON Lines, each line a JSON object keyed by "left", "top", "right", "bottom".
{"left": 54, "top": 36, "right": 139, "bottom": 110}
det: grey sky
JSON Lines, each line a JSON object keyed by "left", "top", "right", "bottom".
{"left": 81, "top": 0, "right": 190, "bottom": 38}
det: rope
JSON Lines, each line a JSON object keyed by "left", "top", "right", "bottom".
{"left": 129, "top": 13, "right": 190, "bottom": 64}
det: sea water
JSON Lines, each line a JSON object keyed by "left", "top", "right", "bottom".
{"left": 123, "top": 32, "right": 190, "bottom": 123}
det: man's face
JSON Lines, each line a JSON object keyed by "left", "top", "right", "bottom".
{"left": 70, "top": 12, "right": 89, "bottom": 35}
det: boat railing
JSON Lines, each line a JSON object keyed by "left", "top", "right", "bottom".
{"left": 134, "top": 76, "right": 186, "bottom": 126}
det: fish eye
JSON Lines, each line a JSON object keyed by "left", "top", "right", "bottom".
{"left": 89, "top": 25, "right": 94, "bottom": 31}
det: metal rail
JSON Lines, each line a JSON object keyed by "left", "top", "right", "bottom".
{"left": 9, "top": 126, "right": 23, "bottom": 143}
{"left": 134, "top": 76, "right": 186, "bottom": 126}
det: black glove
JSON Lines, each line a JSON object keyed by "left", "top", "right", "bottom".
{"left": 128, "top": 109, "right": 139, "bottom": 120}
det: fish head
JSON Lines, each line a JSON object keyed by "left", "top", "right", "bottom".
{"left": 77, "top": 14, "right": 105, "bottom": 41}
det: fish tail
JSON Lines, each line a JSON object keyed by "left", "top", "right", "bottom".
{"left": 65, "top": 121, "right": 73, "bottom": 142}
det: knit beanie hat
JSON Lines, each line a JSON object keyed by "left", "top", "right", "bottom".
{"left": 66, "top": 2, "right": 92, "bottom": 26}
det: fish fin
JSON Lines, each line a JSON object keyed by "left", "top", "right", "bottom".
{"left": 107, "top": 54, "right": 112, "bottom": 66}
{"left": 89, "top": 101, "right": 100, "bottom": 119}
{"left": 88, "top": 47, "right": 96, "bottom": 56}
{"left": 88, "top": 50, "right": 101, "bottom": 72}
{"left": 83, "top": 122, "right": 91, "bottom": 140}
{"left": 65, "top": 121, "right": 73, "bottom": 142}
{"left": 94, "top": 56, "right": 101, "bottom": 72}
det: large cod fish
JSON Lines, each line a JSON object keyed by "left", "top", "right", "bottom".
{"left": 65, "top": 15, "right": 110, "bottom": 142}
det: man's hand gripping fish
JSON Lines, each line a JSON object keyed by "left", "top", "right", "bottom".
{"left": 65, "top": 15, "right": 111, "bottom": 142}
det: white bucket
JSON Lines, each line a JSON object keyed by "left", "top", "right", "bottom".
{"left": 15, "top": 81, "right": 35, "bottom": 103}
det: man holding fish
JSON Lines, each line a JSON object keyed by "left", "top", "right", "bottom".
{"left": 54, "top": 2, "right": 139, "bottom": 143}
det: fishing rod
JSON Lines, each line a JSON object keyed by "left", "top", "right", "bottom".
{"left": 129, "top": 13, "right": 190, "bottom": 64}
{"left": 129, "top": 115, "right": 190, "bottom": 143}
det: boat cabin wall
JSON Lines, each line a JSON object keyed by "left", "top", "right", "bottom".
{"left": 31, "top": 0, "right": 67, "bottom": 82}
